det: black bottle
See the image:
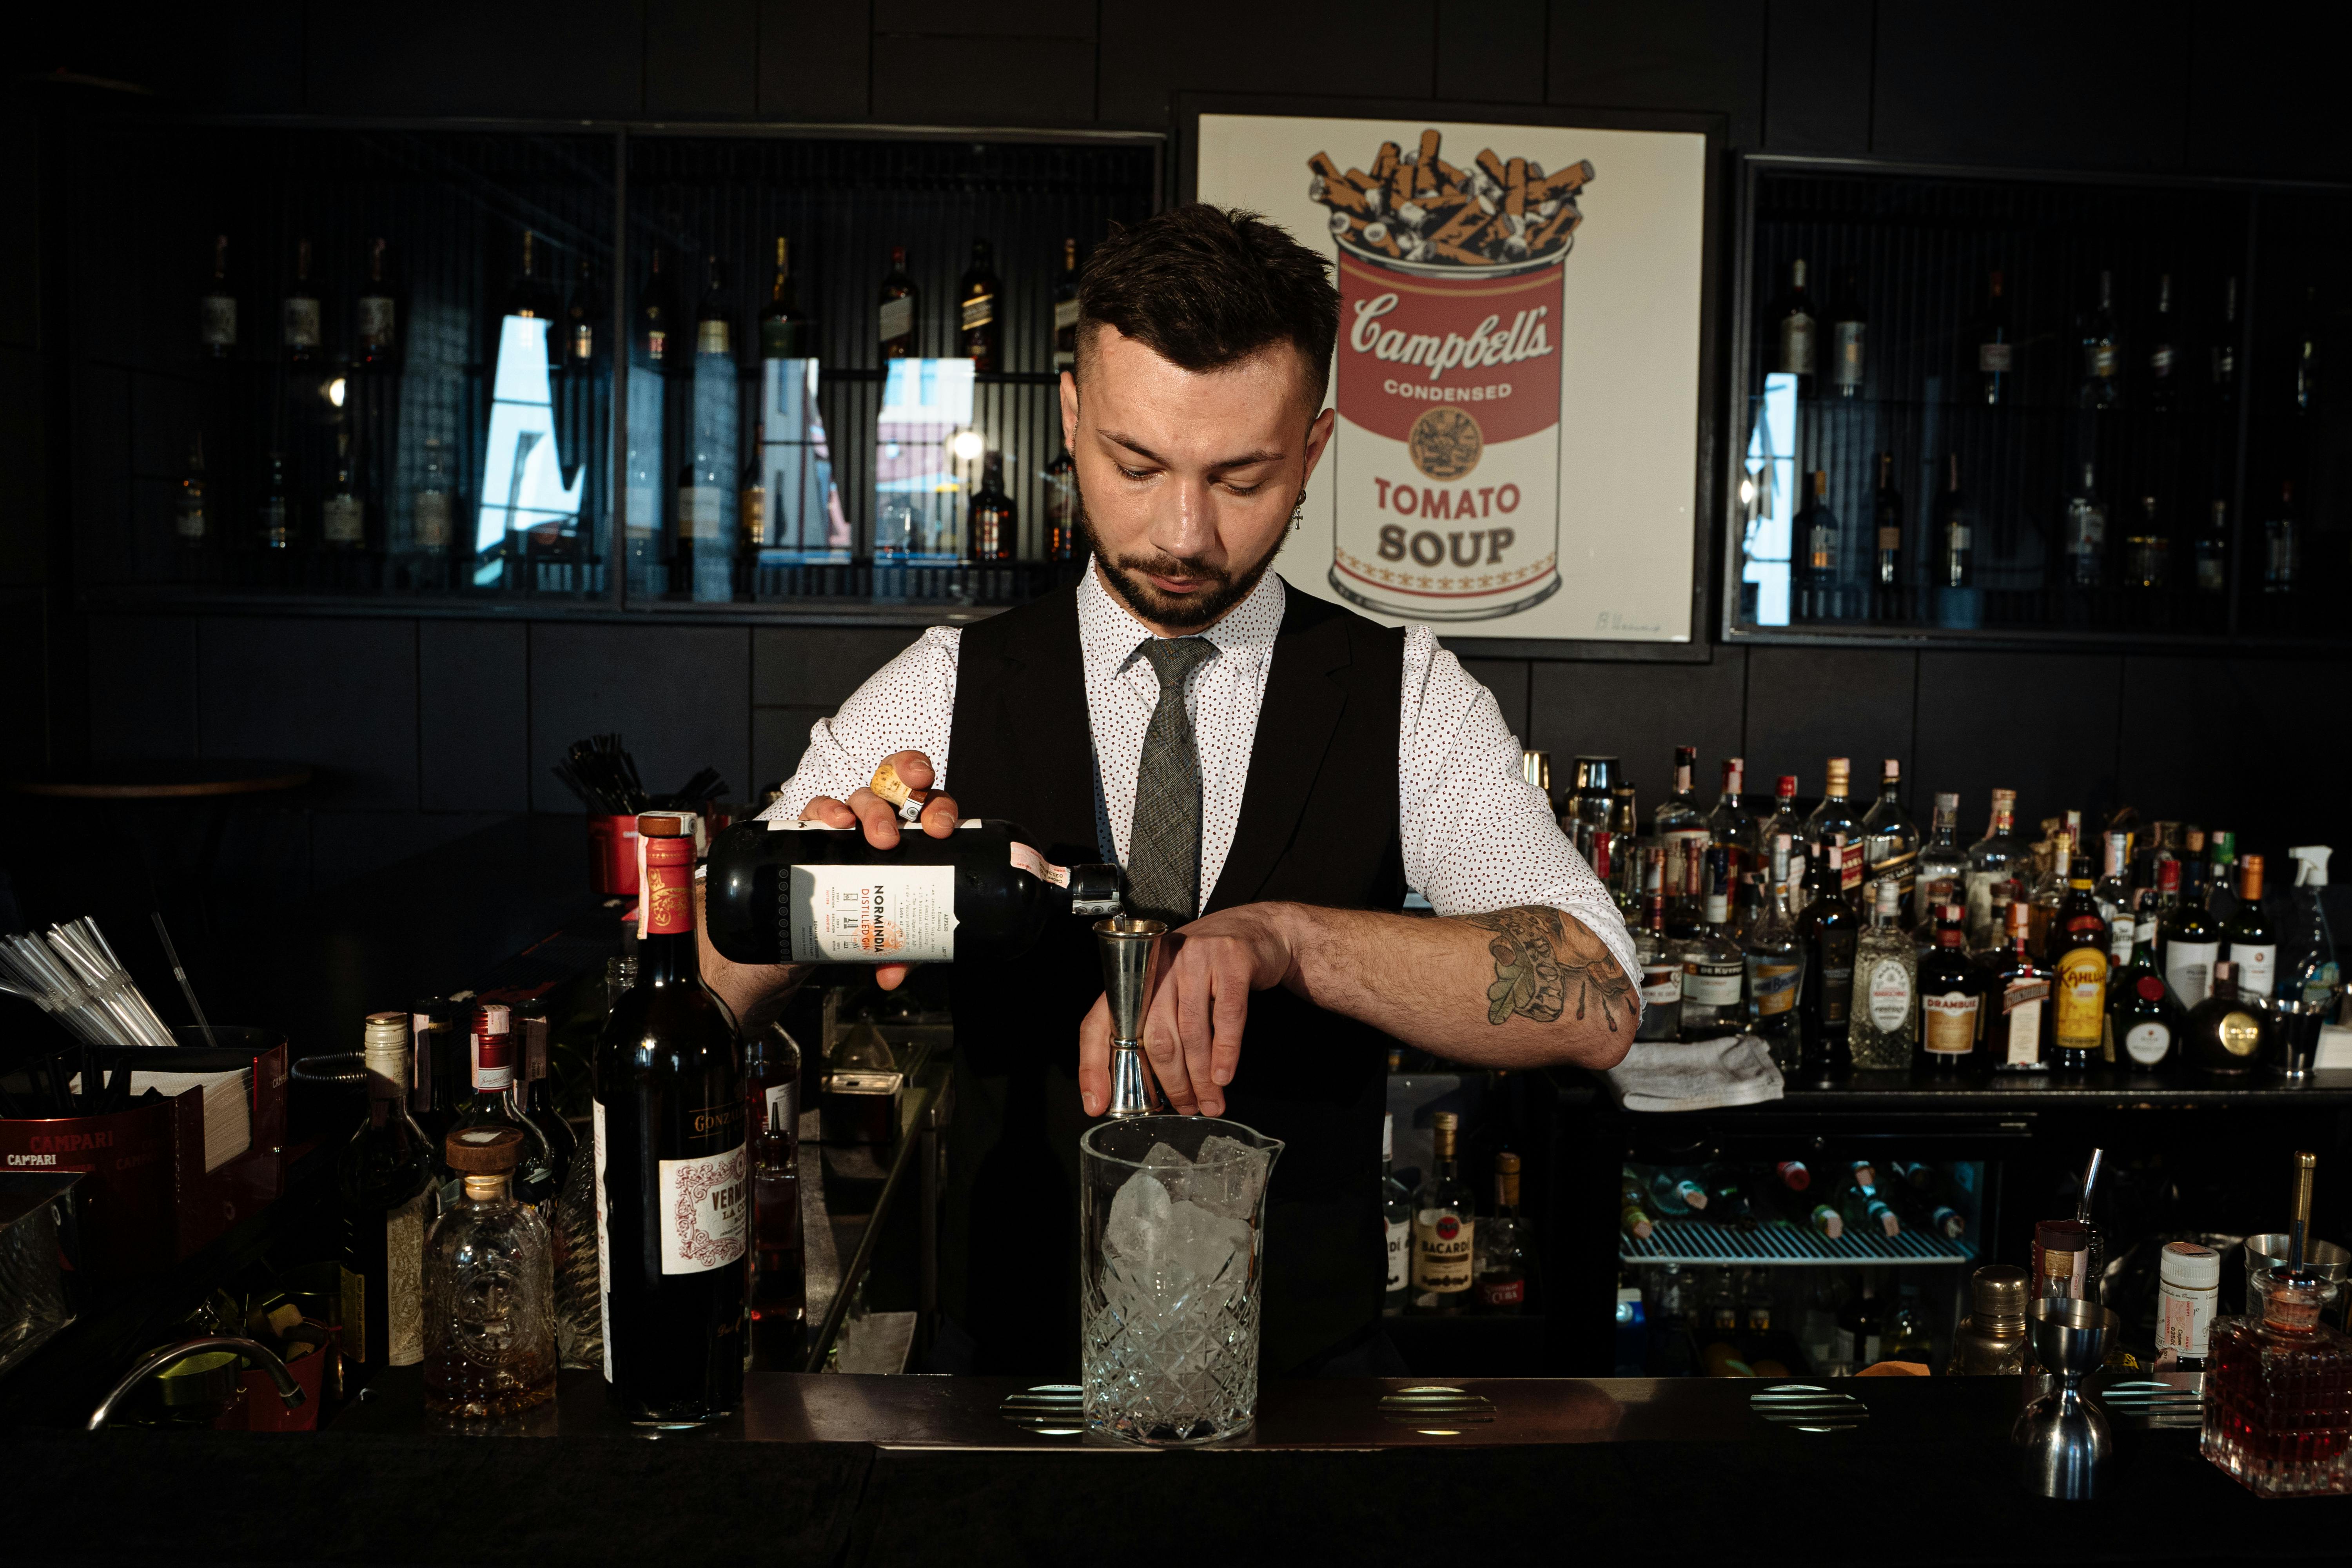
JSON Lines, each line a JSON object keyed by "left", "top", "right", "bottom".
{"left": 1796, "top": 840, "right": 1859, "bottom": 1077}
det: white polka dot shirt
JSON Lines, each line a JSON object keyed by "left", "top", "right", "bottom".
{"left": 765, "top": 561, "right": 1637, "bottom": 986}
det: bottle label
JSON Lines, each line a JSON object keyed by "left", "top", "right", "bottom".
{"left": 646, "top": 328, "right": 667, "bottom": 363}
{"left": 1832, "top": 321, "right": 1865, "bottom": 386}
{"left": 2125, "top": 1019, "right": 2171, "bottom": 1065}
{"left": 2158, "top": 1279, "right": 2216, "bottom": 1357}
{"left": 176, "top": 499, "right": 206, "bottom": 540}
{"left": 594, "top": 1100, "right": 613, "bottom": 1381}
{"left": 1818, "top": 964, "right": 1853, "bottom": 1023}
{"left": 2231, "top": 942, "right": 2278, "bottom": 997}
{"left": 658, "top": 1141, "right": 748, "bottom": 1275}
{"left": 1385, "top": 1218, "right": 1410, "bottom": 1292}
{"left": 1840, "top": 856, "right": 1861, "bottom": 893}
{"left": 1705, "top": 893, "right": 1729, "bottom": 925}
{"left": 1053, "top": 298, "right": 1082, "bottom": 333}
{"left": 1682, "top": 959, "right": 1744, "bottom": 1007}
{"left": 2150, "top": 344, "right": 2175, "bottom": 378}
{"left": 1476, "top": 1275, "right": 1525, "bottom": 1310}
{"left": 1864, "top": 958, "right": 1913, "bottom": 1031}
{"left": 1641, "top": 972, "right": 1682, "bottom": 1007}
{"left": 789, "top": 863, "right": 958, "bottom": 963}
{"left": 1978, "top": 341, "right": 2013, "bottom": 373}
{"left": 575, "top": 322, "right": 597, "bottom": 361}
{"left": 698, "top": 319, "right": 731, "bottom": 355}
{"left": 2216, "top": 1009, "right": 2264, "bottom": 1058}
{"left": 201, "top": 295, "right": 237, "bottom": 347}
{"left": 283, "top": 297, "right": 321, "bottom": 348}
{"left": 323, "top": 495, "right": 364, "bottom": 545}
{"left": 1963, "top": 871, "right": 2006, "bottom": 944}
{"left": 1412, "top": 1209, "right": 1474, "bottom": 1292}
{"left": 679, "top": 485, "right": 725, "bottom": 541}
{"left": 2089, "top": 344, "right": 2116, "bottom": 378}
{"left": 2002, "top": 981, "right": 2046, "bottom": 1066}
{"left": 358, "top": 296, "right": 396, "bottom": 347}
{"left": 878, "top": 296, "right": 914, "bottom": 344}
{"left": 413, "top": 491, "right": 452, "bottom": 549}
{"left": 1779, "top": 315, "right": 1816, "bottom": 376}
{"left": 1922, "top": 991, "right": 1978, "bottom": 1055}
{"left": 2053, "top": 948, "right": 2107, "bottom": 1049}
{"left": 764, "top": 1080, "right": 799, "bottom": 1136}
{"left": 2165, "top": 940, "right": 2218, "bottom": 1007}
{"left": 1749, "top": 958, "right": 1802, "bottom": 1016}
{"left": 960, "top": 292, "right": 994, "bottom": 332}
{"left": 470, "top": 1027, "right": 514, "bottom": 1092}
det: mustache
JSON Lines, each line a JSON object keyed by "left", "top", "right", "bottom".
{"left": 1111, "top": 552, "right": 1232, "bottom": 587}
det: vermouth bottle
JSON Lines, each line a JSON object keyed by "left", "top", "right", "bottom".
{"left": 338, "top": 1012, "right": 433, "bottom": 1377}
{"left": 595, "top": 814, "right": 751, "bottom": 1425}
{"left": 704, "top": 816, "right": 1121, "bottom": 966}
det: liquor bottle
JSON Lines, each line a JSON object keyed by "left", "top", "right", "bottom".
{"left": 1775, "top": 259, "right": 1818, "bottom": 391}
{"left": 2201, "top": 1270, "right": 2352, "bottom": 1497}
{"left": 2146, "top": 272, "right": 2178, "bottom": 413}
{"left": 1871, "top": 452, "right": 1901, "bottom": 602}
{"left": 1744, "top": 834, "right": 1805, "bottom": 1071}
{"left": 739, "top": 424, "right": 767, "bottom": 554}
{"left": 1848, "top": 878, "right": 1918, "bottom": 1070}
{"left": 1804, "top": 759, "right": 1863, "bottom": 893}
{"left": 1964, "top": 788, "right": 2024, "bottom": 950}
{"left": 677, "top": 445, "right": 725, "bottom": 575}
{"left": 1618, "top": 1181, "right": 1655, "bottom": 1243}
{"left": 2195, "top": 501, "right": 2230, "bottom": 595}
{"left": 2081, "top": 268, "right": 2120, "bottom": 410}
{"left": 2151, "top": 1240, "right": 2222, "bottom": 1374}
{"left": 1654, "top": 744, "right": 1709, "bottom": 928}
{"left": 2124, "top": 495, "right": 2169, "bottom": 590}
{"left": 1678, "top": 849, "right": 1747, "bottom": 1040}
{"left": 2094, "top": 829, "right": 2134, "bottom": 928}
{"left": 1634, "top": 892, "right": 1683, "bottom": 1043}
{"left": 1829, "top": 269, "right": 1866, "bottom": 398}
{"left": 1708, "top": 759, "right": 1756, "bottom": 881}
{"left": 1043, "top": 448, "right": 1078, "bottom": 560}
{"left": 2063, "top": 463, "right": 2107, "bottom": 589}
{"left": 2294, "top": 284, "right": 2321, "bottom": 413}
{"left": 595, "top": 815, "right": 750, "bottom": 1423}
{"left": 2212, "top": 277, "right": 2240, "bottom": 401}
{"left": 746, "top": 1023, "right": 805, "bottom": 1361}
{"left": 1835, "top": 1274, "right": 1886, "bottom": 1370}
{"left": 175, "top": 439, "right": 208, "bottom": 551}
{"left": 283, "top": 238, "right": 321, "bottom": 366}
{"left": 338, "top": 1012, "right": 432, "bottom": 1376}
{"left": 1991, "top": 899, "right": 2051, "bottom": 1072}
{"left": 1383, "top": 1115, "right": 1414, "bottom": 1314}
{"left": 1914, "top": 792, "right": 1969, "bottom": 930}
{"left": 1475, "top": 1152, "right": 1529, "bottom": 1313}
{"left": 1938, "top": 453, "right": 1972, "bottom": 589}
{"left": 878, "top": 245, "right": 918, "bottom": 359}
{"left": 413, "top": 437, "right": 454, "bottom": 561}
{"left": 1919, "top": 902, "right": 1983, "bottom": 1071}
{"left": 565, "top": 256, "right": 601, "bottom": 368}
{"left": 636, "top": 247, "right": 674, "bottom": 370}
{"left": 758, "top": 238, "right": 812, "bottom": 360}
{"left": 409, "top": 998, "right": 461, "bottom": 1152}
{"left": 2264, "top": 480, "right": 2299, "bottom": 594}
{"left": 1410, "top": 1111, "right": 1475, "bottom": 1313}
{"left": 425, "top": 1126, "right": 558, "bottom": 1417}
{"left": 257, "top": 449, "right": 294, "bottom": 550}
{"left": 446, "top": 1004, "right": 550, "bottom": 1207}
{"left": 1796, "top": 840, "right": 1859, "bottom": 1077}
{"left": 1859, "top": 758, "right": 1920, "bottom": 913}
{"left": 1795, "top": 470, "right": 1837, "bottom": 620}
{"left": 200, "top": 234, "right": 237, "bottom": 358}
{"left": 356, "top": 237, "right": 397, "bottom": 372}
{"left": 1606, "top": 784, "right": 1643, "bottom": 913}
{"left": 2282, "top": 847, "right": 2343, "bottom": 1014}
{"left": 696, "top": 256, "right": 732, "bottom": 359}
{"left": 1700, "top": 1164, "right": 1759, "bottom": 1228}
{"left": 1841, "top": 1176, "right": 1902, "bottom": 1240}
{"left": 2158, "top": 856, "right": 2221, "bottom": 1008}
{"left": 2047, "top": 856, "right": 2111, "bottom": 1070}
{"left": 514, "top": 1013, "right": 576, "bottom": 1218}
{"left": 2026, "top": 820, "right": 2077, "bottom": 960}
{"left": 2209, "top": 831, "right": 2241, "bottom": 926}
{"left": 1758, "top": 774, "right": 1803, "bottom": 874}
{"left": 705, "top": 804, "right": 1119, "bottom": 965}
{"left": 1775, "top": 1160, "right": 1811, "bottom": 1193}
{"left": 2109, "top": 903, "right": 2180, "bottom": 1070}
{"left": 1973, "top": 269, "right": 2013, "bottom": 405}
{"left": 2224, "top": 855, "right": 2279, "bottom": 1000}
{"left": 1051, "top": 237, "right": 1082, "bottom": 372}
{"left": 2183, "top": 961, "right": 2275, "bottom": 1074}
{"left": 506, "top": 231, "right": 557, "bottom": 347}
{"left": 968, "top": 448, "right": 1015, "bottom": 563}
{"left": 957, "top": 239, "right": 1000, "bottom": 371}
{"left": 321, "top": 428, "right": 365, "bottom": 550}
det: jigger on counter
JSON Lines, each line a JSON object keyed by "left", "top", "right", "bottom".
{"left": 1094, "top": 916, "right": 1167, "bottom": 1118}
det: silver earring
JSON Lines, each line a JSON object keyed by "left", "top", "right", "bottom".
{"left": 1290, "top": 490, "right": 1306, "bottom": 532}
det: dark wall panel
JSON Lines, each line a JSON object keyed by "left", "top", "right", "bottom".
{"left": 309, "top": 0, "right": 646, "bottom": 120}
{"left": 420, "top": 619, "right": 529, "bottom": 813}
{"left": 312, "top": 809, "right": 510, "bottom": 896}
{"left": 1912, "top": 650, "right": 2120, "bottom": 835}
{"left": 754, "top": 704, "right": 835, "bottom": 795}
{"left": 757, "top": 0, "right": 873, "bottom": 121}
{"left": 872, "top": 34, "right": 1096, "bottom": 125}
{"left": 2185, "top": 31, "right": 2348, "bottom": 181}
{"left": 85, "top": 613, "right": 198, "bottom": 759}
{"left": 1741, "top": 645, "right": 1912, "bottom": 794}
{"left": 1526, "top": 648, "right": 1746, "bottom": 811}
{"left": 876, "top": 0, "right": 1096, "bottom": 34}
{"left": 1872, "top": 1, "right": 2189, "bottom": 172}
{"left": 753, "top": 625, "right": 927, "bottom": 706}
{"left": 1098, "top": 0, "right": 1434, "bottom": 130}
{"left": 2118, "top": 653, "right": 2352, "bottom": 857}
{"left": 646, "top": 0, "right": 760, "bottom": 118}
{"left": 196, "top": 615, "right": 419, "bottom": 809}
{"left": 1763, "top": 0, "right": 1873, "bottom": 155}
{"left": 529, "top": 622, "right": 750, "bottom": 813}
{"left": 1545, "top": 0, "right": 1762, "bottom": 146}
{"left": 1437, "top": 0, "right": 1548, "bottom": 107}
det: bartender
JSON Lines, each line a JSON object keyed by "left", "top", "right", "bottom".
{"left": 701, "top": 203, "right": 1637, "bottom": 1376}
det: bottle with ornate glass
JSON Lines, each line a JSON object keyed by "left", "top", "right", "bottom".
{"left": 423, "top": 1126, "right": 559, "bottom": 1417}
{"left": 1847, "top": 877, "right": 1918, "bottom": 1068}
{"left": 2203, "top": 1269, "right": 2352, "bottom": 1496}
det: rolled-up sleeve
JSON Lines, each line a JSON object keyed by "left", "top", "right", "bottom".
{"left": 764, "top": 626, "right": 963, "bottom": 821}
{"left": 1397, "top": 627, "right": 1641, "bottom": 989}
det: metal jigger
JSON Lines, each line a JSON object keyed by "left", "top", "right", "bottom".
{"left": 1094, "top": 916, "right": 1167, "bottom": 1118}
{"left": 2014, "top": 1298, "right": 2116, "bottom": 1500}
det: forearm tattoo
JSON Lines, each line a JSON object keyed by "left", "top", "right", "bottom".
{"left": 1459, "top": 906, "right": 1634, "bottom": 1032}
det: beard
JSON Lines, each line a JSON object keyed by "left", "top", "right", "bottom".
{"left": 1076, "top": 488, "right": 1282, "bottom": 632}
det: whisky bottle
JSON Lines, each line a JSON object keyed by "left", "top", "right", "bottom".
{"left": 968, "top": 449, "right": 1015, "bottom": 563}
{"left": 957, "top": 239, "right": 1000, "bottom": 371}
{"left": 1051, "top": 237, "right": 1081, "bottom": 372}
{"left": 1991, "top": 899, "right": 2051, "bottom": 1072}
{"left": 1804, "top": 758, "right": 1862, "bottom": 891}
{"left": 282, "top": 238, "right": 322, "bottom": 366}
{"left": 878, "top": 245, "right": 918, "bottom": 359}
{"left": 1654, "top": 745, "right": 1710, "bottom": 930}
{"left": 1847, "top": 878, "right": 1918, "bottom": 1070}
{"left": 1043, "top": 448, "right": 1078, "bottom": 560}
{"left": 1410, "top": 1112, "right": 1475, "bottom": 1314}
{"left": 425, "top": 1126, "right": 558, "bottom": 1417}
{"left": 1796, "top": 840, "right": 1859, "bottom": 1076}
{"left": 338, "top": 1012, "right": 432, "bottom": 1376}
{"left": 1859, "top": 758, "right": 1920, "bottom": 912}
{"left": 356, "top": 237, "right": 397, "bottom": 372}
{"left": 2047, "top": 853, "right": 2111, "bottom": 1070}
{"left": 2182, "top": 960, "right": 2275, "bottom": 1075}
{"left": 703, "top": 815, "right": 1119, "bottom": 966}
{"left": 321, "top": 428, "right": 365, "bottom": 551}
{"left": 200, "top": 234, "right": 237, "bottom": 358}
{"left": 1708, "top": 759, "right": 1757, "bottom": 882}
{"left": 758, "top": 238, "right": 812, "bottom": 361}
{"left": 2081, "top": 268, "right": 2121, "bottom": 410}
{"left": 1774, "top": 258, "right": 1817, "bottom": 388}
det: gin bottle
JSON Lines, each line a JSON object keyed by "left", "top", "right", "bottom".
{"left": 1912, "top": 793, "right": 1969, "bottom": 928}
{"left": 1677, "top": 848, "right": 1748, "bottom": 1040}
{"left": 1848, "top": 878, "right": 1919, "bottom": 1069}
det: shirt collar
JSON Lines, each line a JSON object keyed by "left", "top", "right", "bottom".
{"left": 1075, "top": 556, "right": 1287, "bottom": 674}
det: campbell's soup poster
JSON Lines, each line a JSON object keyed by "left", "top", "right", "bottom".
{"left": 1196, "top": 114, "right": 1706, "bottom": 642}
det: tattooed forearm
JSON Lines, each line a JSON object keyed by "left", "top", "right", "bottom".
{"left": 1458, "top": 906, "right": 1636, "bottom": 1033}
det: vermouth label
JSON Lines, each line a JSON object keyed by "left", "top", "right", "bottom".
{"left": 658, "top": 1140, "right": 748, "bottom": 1275}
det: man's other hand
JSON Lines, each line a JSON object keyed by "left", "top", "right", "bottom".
{"left": 800, "top": 750, "right": 958, "bottom": 991}
{"left": 1076, "top": 903, "right": 1299, "bottom": 1118}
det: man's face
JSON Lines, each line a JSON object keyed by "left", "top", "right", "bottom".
{"left": 1060, "top": 326, "right": 1336, "bottom": 635}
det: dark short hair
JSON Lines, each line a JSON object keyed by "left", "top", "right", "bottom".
{"left": 1077, "top": 203, "right": 1338, "bottom": 411}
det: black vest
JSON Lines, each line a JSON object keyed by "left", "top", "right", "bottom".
{"left": 942, "top": 581, "right": 1407, "bottom": 1376}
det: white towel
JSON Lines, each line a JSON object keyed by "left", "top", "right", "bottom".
{"left": 1606, "top": 1033, "right": 1784, "bottom": 1113}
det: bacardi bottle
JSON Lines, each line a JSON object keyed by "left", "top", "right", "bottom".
{"left": 1410, "top": 1112, "right": 1475, "bottom": 1314}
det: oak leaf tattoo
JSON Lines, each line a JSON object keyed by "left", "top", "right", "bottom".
{"left": 1462, "top": 906, "right": 1633, "bottom": 1033}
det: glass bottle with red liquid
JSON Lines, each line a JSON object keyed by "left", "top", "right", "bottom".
{"left": 746, "top": 1022, "right": 806, "bottom": 1367}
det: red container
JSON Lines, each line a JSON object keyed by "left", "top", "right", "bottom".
{"left": 587, "top": 813, "right": 641, "bottom": 895}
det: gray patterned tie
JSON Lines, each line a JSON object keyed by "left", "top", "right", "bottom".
{"left": 1124, "top": 635, "right": 1220, "bottom": 925}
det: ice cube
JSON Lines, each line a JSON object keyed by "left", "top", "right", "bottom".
{"left": 1104, "top": 1168, "right": 1171, "bottom": 1266}
{"left": 1141, "top": 1141, "right": 1191, "bottom": 1169}
{"left": 1172, "top": 1134, "right": 1268, "bottom": 1221}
